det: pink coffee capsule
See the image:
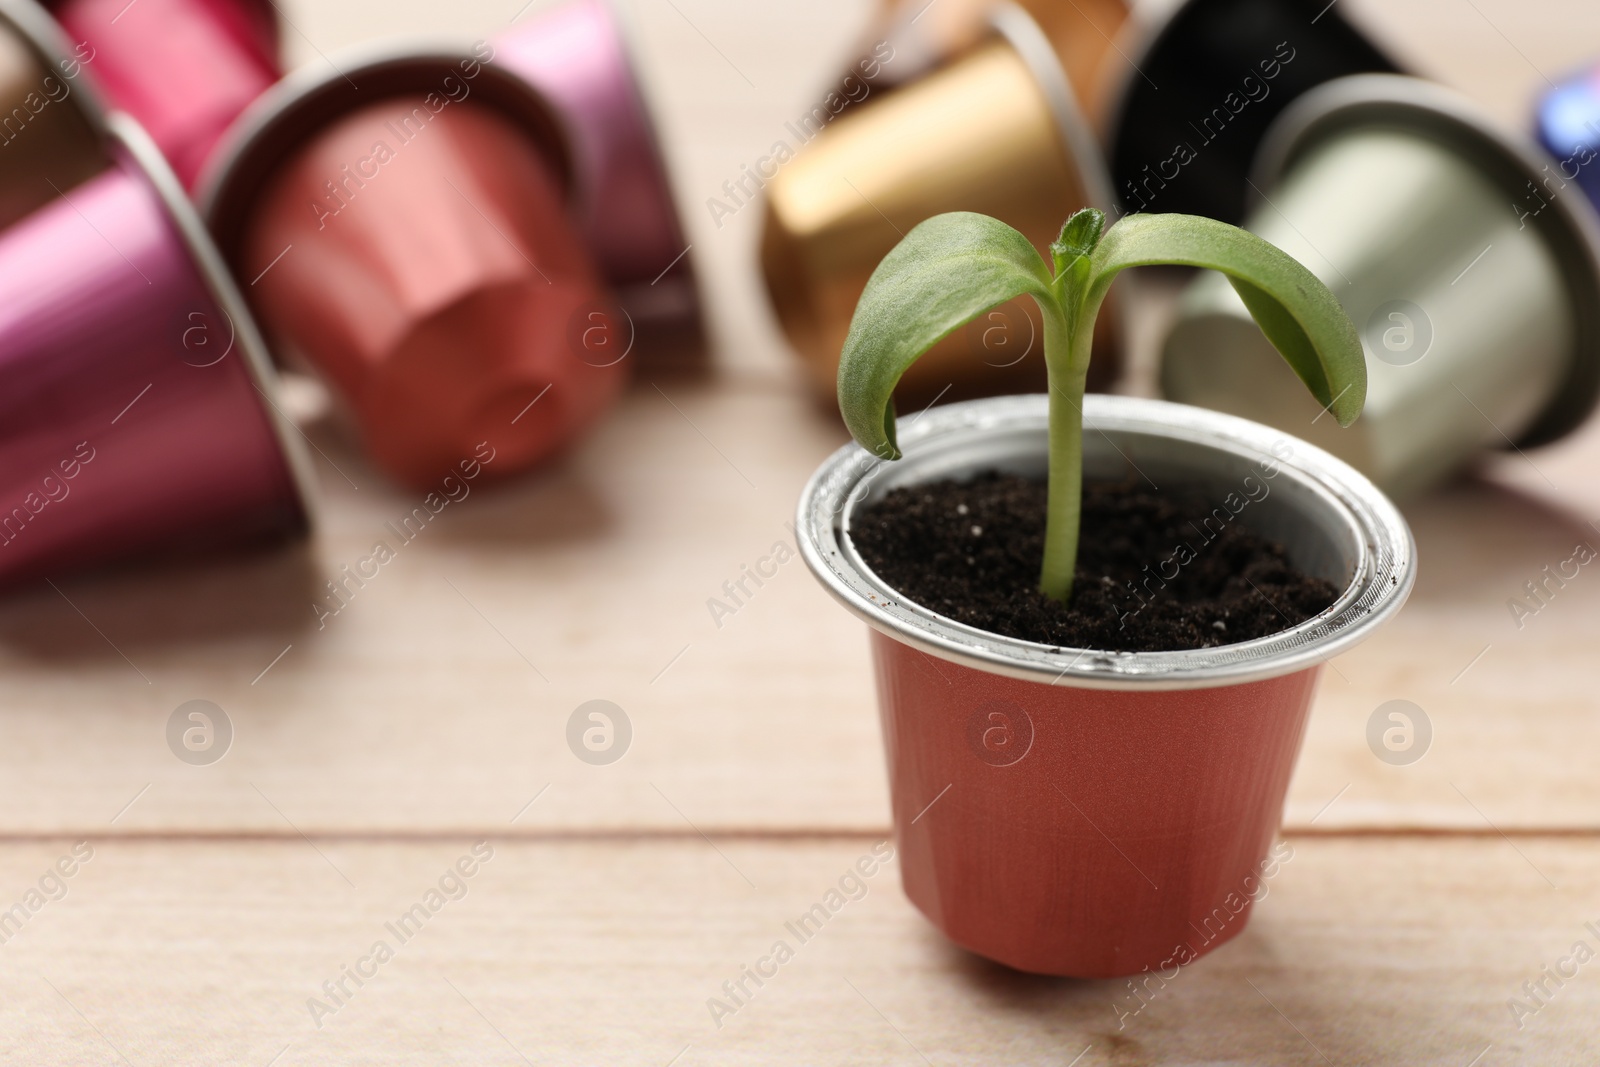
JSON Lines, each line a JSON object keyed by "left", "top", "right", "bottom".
{"left": 0, "top": 115, "right": 314, "bottom": 587}
{"left": 498, "top": 0, "right": 702, "bottom": 355}
{"left": 50, "top": 0, "right": 278, "bottom": 188}
{"left": 204, "top": 52, "right": 622, "bottom": 488}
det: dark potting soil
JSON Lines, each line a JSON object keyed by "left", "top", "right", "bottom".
{"left": 851, "top": 472, "right": 1341, "bottom": 653}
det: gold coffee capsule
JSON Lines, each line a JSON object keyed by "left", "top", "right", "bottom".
{"left": 762, "top": 5, "right": 1120, "bottom": 405}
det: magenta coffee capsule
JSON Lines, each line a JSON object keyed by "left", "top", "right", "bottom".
{"left": 497, "top": 0, "right": 701, "bottom": 361}
{"left": 0, "top": 114, "right": 315, "bottom": 587}
{"left": 49, "top": 0, "right": 280, "bottom": 188}
{"left": 0, "top": 0, "right": 109, "bottom": 229}
{"left": 201, "top": 48, "right": 622, "bottom": 489}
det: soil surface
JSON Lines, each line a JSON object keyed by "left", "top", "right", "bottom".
{"left": 851, "top": 472, "right": 1341, "bottom": 652}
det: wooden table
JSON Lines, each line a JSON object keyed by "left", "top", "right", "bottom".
{"left": 4, "top": 0, "right": 1600, "bottom": 1062}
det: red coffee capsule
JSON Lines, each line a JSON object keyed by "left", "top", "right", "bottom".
{"left": 202, "top": 50, "right": 625, "bottom": 489}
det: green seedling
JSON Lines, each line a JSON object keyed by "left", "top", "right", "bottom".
{"left": 837, "top": 207, "right": 1366, "bottom": 603}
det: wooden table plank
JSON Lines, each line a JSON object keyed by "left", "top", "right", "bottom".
{"left": 0, "top": 833, "right": 1594, "bottom": 1064}
{"left": 0, "top": 382, "right": 882, "bottom": 835}
{"left": 1284, "top": 438, "right": 1600, "bottom": 830}
{"left": 4, "top": 375, "right": 1600, "bottom": 835}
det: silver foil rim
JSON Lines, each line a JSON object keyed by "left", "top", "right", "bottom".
{"left": 797, "top": 394, "right": 1415, "bottom": 691}
{"left": 110, "top": 113, "right": 319, "bottom": 533}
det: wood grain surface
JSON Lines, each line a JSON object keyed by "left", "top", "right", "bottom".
{"left": 3, "top": 379, "right": 1598, "bottom": 835}
{"left": 0, "top": 835, "right": 1595, "bottom": 1065}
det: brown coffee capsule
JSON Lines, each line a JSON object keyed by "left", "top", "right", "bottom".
{"left": 0, "top": 0, "right": 109, "bottom": 230}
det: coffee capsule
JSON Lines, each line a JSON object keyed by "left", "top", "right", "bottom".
{"left": 497, "top": 0, "right": 701, "bottom": 362}
{"left": 0, "top": 114, "right": 315, "bottom": 586}
{"left": 1534, "top": 64, "right": 1600, "bottom": 215}
{"left": 1103, "top": 0, "right": 1398, "bottom": 223}
{"left": 860, "top": 0, "right": 996, "bottom": 86}
{"left": 861, "top": 0, "right": 1129, "bottom": 111}
{"left": 761, "top": 5, "right": 1120, "bottom": 404}
{"left": 1160, "top": 75, "right": 1600, "bottom": 498}
{"left": 202, "top": 48, "right": 623, "bottom": 489}
{"left": 0, "top": 0, "right": 108, "bottom": 229}
{"left": 49, "top": 0, "right": 278, "bottom": 189}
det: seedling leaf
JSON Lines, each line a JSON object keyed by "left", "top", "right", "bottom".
{"left": 837, "top": 212, "right": 1056, "bottom": 459}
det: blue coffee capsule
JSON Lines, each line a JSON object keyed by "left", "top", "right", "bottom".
{"left": 1534, "top": 67, "right": 1600, "bottom": 212}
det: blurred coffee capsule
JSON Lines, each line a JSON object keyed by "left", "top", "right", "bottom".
{"left": 1103, "top": 0, "right": 1397, "bottom": 223}
{"left": 1161, "top": 75, "right": 1600, "bottom": 498}
{"left": 497, "top": 0, "right": 701, "bottom": 363}
{"left": 202, "top": 48, "right": 623, "bottom": 489}
{"left": 761, "top": 4, "right": 1120, "bottom": 404}
{"left": 859, "top": 0, "right": 997, "bottom": 85}
{"left": 0, "top": 114, "right": 315, "bottom": 587}
{"left": 1534, "top": 64, "right": 1600, "bottom": 214}
{"left": 48, "top": 0, "right": 279, "bottom": 189}
{"left": 0, "top": 0, "right": 109, "bottom": 229}
{"left": 861, "top": 0, "right": 1128, "bottom": 110}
